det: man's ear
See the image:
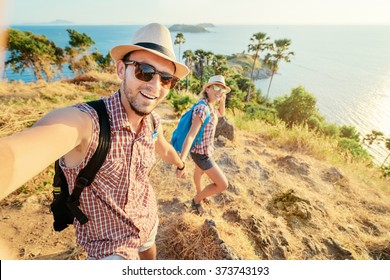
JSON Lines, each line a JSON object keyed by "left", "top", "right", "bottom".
{"left": 116, "top": 61, "right": 126, "bottom": 80}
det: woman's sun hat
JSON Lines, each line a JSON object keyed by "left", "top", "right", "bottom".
{"left": 202, "top": 75, "right": 231, "bottom": 93}
{"left": 110, "top": 23, "right": 189, "bottom": 79}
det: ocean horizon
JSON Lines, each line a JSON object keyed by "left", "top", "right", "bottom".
{"left": 2, "top": 24, "right": 390, "bottom": 162}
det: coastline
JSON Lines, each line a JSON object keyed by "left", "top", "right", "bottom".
{"left": 2, "top": 25, "right": 389, "bottom": 165}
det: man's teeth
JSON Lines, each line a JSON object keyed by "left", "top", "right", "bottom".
{"left": 141, "top": 92, "right": 157, "bottom": 100}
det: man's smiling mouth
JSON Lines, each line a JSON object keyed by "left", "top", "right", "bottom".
{"left": 140, "top": 91, "right": 158, "bottom": 100}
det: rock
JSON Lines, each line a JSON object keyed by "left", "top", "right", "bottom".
{"left": 246, "top": 160, "right": 272, "bottom": 180}
{"left": 273, "top": 155, "right": 310, "bottom": 177}
{"left": 202, "top": 219, "right": 241, "bottom": 260}
{"left": 322, "top": 167, "right": 343, "bottom": 182}
{"left": 215, "top": 116, "right": 234, "bottom": 141}
{"left": 302, "top": 236, "right": 321, "bottom": 257}
{"left": 323, "top": 238, "right": 354, "bottom": 260}
{"left": 268, "top": 189, "right": 312, "bottom": 225}
{"left": 213, "top": 192, "right": 236, "bottom": 205}
{"left": 226, "top": 182, "right": 240, "bottom": 195}
{"left": 368, "top": 243, "right": 390, "bottom": 260}
{"left": 321, "top": 167, "right": 349, "bottom": 187}
{"left": 215, "top": 135, "right": 228, "bottom": 147}
{"left": 222, "top": 208, "right": 242, "bottom": 223}
{"left": 216, "top": 155, "right": 240, "bottom": 171}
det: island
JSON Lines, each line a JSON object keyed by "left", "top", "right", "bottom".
{"left": 169, "top": 24, "right": 212, "bottom": 33}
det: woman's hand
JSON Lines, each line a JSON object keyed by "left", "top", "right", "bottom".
{"left": 220, "top": 93, "right": 226, "bottom": 104}
{"left": 176, "top": 168, "right": 186, "bottom": 179}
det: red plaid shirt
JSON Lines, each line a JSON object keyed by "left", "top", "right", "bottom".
{"left": 60, "top": 91, "right": 159, "bottom": 260}
{"left": 190, "top": 99, "right": 217, "bottom": 156}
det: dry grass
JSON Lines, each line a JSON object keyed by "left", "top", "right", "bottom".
{"left": 1, "top": 73, "right": 389, "bottom": 260}
{"left": 152, "top": 131, "right": 389, "bottom": 259}
{"left": 0, "top": 72, "right": 120, "bottom": 137}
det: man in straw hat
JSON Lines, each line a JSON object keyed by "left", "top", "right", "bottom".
{"left": 0, "top": 23, "right": 189, "bottom": 260}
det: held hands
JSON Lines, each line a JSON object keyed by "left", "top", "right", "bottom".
{"left": 176, "top": 161, "right": 186, "bottom": 179}
{"left": 176, "top": 168, "right": 186, "bottom": 179}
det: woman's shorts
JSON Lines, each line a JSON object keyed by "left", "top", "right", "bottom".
{"left": 190, "top": 152, "right": 215, "bottom": 171}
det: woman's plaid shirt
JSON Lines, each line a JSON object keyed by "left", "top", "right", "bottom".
{"left": 60, "top": 91, "right": 159, "bottom": 260}
{"left": 190, "top": 98, "right": 217, "bottom": 156}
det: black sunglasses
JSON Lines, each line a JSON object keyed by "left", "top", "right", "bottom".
{"left": 124, "top": 60, "right": 179, "bottom": 89}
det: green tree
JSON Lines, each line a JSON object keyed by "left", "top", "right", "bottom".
{"left": 174, "top": 33, "right": 186, "bottom": 62}
{"left": 274, "top": 86, "right": 319, "bottom": 127}
{"left": 67, "top": 28, "right": 95, "bottom": 51}
{"left": 339, "top": 125, "right": 360, "bottom": 142}
{"left": 91, "top": 51, "right": 114, "bottom": 72}
{"left": 264, "top": 39, "right": 294, "bottom": 101}
{"left": 204, "top": 51, "right": 214, "bottom": 66}
{"left": 6, "top": 29, "right": 64, "bottom": 81}
{"left": 338, "top": 138, "right": 371, "bottom": 160}
{"left": 383, "top": 138, "right": 390, "bottom": 168}
{"left": 182, "top": 50, "right": 195, "bottom": 91}
{"left": 212, "top": 54, "right": 228, "bottom": 75}
{"left": 246, "top": 32, "right": 270, "bottom": 102}
{"left": 183, "top": 50, "right": 195, "bottom": 74}
{"left": 65, "top": 29, "right": 96, "bottom": 74}
{"left": 194, "top": 49, "right": 207, "bottom": 88}
{"left": 363, "top": 131, "right": 390, "bottom": 168}
{"left": 363, "top": 130, "right": 384, "bottom": 145}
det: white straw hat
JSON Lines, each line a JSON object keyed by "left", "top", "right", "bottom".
{"left": 110, "top": 23, "right": 189, "bottom": 79}
{"left": 202, "top": 75, "right": 231, "bottom": 93}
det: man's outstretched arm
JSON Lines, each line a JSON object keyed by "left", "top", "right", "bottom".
{"left": 0, "top": 107, "right": 91, "bottom": 201}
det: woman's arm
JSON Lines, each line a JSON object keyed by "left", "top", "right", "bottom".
{"left": 154, "top": 123, "right": 185, "bottom": 170}
{"left": 179, "top": 115, "right": 203, "bottom": 162}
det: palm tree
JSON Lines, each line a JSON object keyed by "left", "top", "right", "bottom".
{"left": 174, "top": 33, "right": 186, "bottom": 62}
{"left": 204, "top": 51, "right": 214, "bottom": 66}
{"left": 194, "top": 49, "right": 207, "bottom": 88}
{"left": 246, "top": 32, "right": 271, "bottom": 102}
{"left": 183, "top": 49, "right": 195, "bottom": 91}
{"left": 264, "top": 39, "right": 294, "bottom": 101}
{"left": 183, "top": 50, "right": 195, "bottom": 74}
{"left": 212, "top": 54, "right": 228, "bottom": 75}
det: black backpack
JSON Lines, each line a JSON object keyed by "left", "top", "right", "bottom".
{"left": 50, "top": 99, "right": 111, "bottom": 232}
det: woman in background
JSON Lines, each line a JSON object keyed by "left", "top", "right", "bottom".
{"left": 179, "top": 75, "right": 230, "bottom": 215}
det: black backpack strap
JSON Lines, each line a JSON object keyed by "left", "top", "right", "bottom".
{"left": 66, "top": 99, "right": 111, "bottom": 224}
{"left": 53, "top": 160, "right": 69, "bottom": 198}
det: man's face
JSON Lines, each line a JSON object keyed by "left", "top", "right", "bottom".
{"left": 118, "top": 50, "right": 176, "bottom": 116}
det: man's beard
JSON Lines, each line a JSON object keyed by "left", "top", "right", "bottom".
{"left": 123, "top": 77, "right": 157, "bottom": 117}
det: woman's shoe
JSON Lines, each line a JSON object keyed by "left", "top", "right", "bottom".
{"left": 191, "top": 198, "right": 205, "bottom": 215}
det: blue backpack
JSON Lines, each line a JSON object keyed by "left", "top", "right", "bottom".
{"left": 171, "top": 99, "right": 211, "bottom": 153}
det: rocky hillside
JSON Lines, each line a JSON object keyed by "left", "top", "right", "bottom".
{"left": 0, "top": 76, "right": 389, "bottom": 260}
{"left": 152, "top": 124, "right": 390, "bottom": 260}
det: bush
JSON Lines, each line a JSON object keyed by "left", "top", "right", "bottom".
{"left": 243, "top": 103, "right": 276, "bottom": 124}
{"left": 380, "top": 165, "right": 390, "bottom": 178}
{"left": 171, "top": 94, "right": 197, "bottom": 114}
{"left": 274, "top": 86, "right": 320, "bottom": 127}
{"left": 338, "top": 138, "right": 371, "bottom": 159}
{"left": 339, "top": 125, "right": 360, "bottom": 141}
{"left": 307, "top": 115, "right": 322, "bottom": 131}
{"left": 321, "top": 123, "right": 339, "bottom": 138}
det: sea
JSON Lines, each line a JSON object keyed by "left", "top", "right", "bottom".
{"left": 2, "top": 25, "right": 390, "bottom": 164}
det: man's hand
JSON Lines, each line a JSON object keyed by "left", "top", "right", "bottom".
{"left": 176, "top": 168, "right": 186, "bottom": 179}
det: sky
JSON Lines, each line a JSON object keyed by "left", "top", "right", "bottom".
{"left": 3, "top": 0, "right": 390, "bottom": 26}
